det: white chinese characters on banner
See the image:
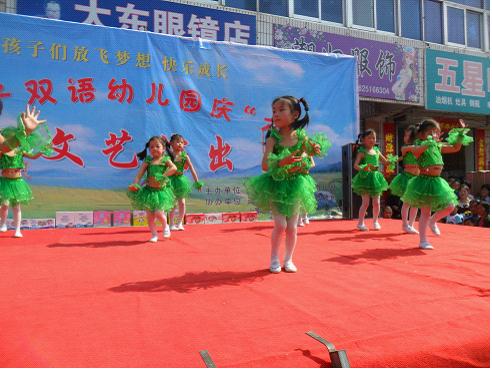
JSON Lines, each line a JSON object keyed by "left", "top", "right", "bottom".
{"left": 73, "top": 0, "right": 250, "bottom": 43}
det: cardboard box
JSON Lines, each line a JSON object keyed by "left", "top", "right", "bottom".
{"left": 205, "top": 212, "right": 222, "bottom": 224}
{"left": 113, "top": 210, "right": 132, "bottom": 227}
{"left": 56, "top": 211, "right": 76, "bottom": 228}
{"left": 185, "top": 213, "right": 206, "bottom": 225}
{"left": 74, "top": 211, "right": 94, "bottom": 228}
{"left": 93, "top": 210, "right": 112, "bottom": 227}
{"left": 132, "top": 210, "right": 148, "bottom": 227}
{"left": 240, "top": 211, "right": 258, "bottom": 222}
{"left": 222, "top": 212, "right": 241, "bottom": 223}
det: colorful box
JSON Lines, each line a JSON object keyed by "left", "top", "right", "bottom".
{"left": 93, "top": 210, "right": 112, "bottom": 227}
{"left": 74, "top": 211, "right": 94, "bottom": 228}
{"left": 113, "top": 210, "right": 132, "bottom": 227}
{"left": 56, "top": 211, "right": 76, "bottom": 228}
{"left": 222, "top": 212, "right": 241, "bottom": 223}
{"left": 132, "top": 210, "right": 148, "bottom": 227}
{"left": 185, "top": 213, "right": 206, "bottom": 225}
{"left": 30, "top": 218, "right": 55, "bottom": 229}
{"left": 205, "top": 212, "right": 222, "bottom": 224}
{"left": 240, "top": 211, "right": 258, "bottom": 222}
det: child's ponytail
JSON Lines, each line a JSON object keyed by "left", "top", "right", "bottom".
{"left": 136, "top": 141, "right": 149, "bottom": 161}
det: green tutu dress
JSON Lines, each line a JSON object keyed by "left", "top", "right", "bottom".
{"left": 169, "top": 151, "right": 193, "bottom": 199}
{"left": 0, "top": 151, "right": 33, "bottom": 205}
{"left": 401, "top": 129, "right": 473, "bottom": 211}
{"left": 245, "top": 128, "right": 330, "bottom": 218}
{"left": 352, "top": 146, "right": 389, "bottom": 196}
{"left": 127, "top": 155, "right": 175, "bottom": 212}
{"left": 389, "top": 150, "right": 418, "bottom": 197}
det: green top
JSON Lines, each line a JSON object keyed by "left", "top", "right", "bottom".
{"left": 417, "top": 137, "right": 443, "bottom": 167}
{"left": 357, "top": 146, "right": 380, "bottom": 167}
{"left": 172, "top": 151, "right": 187, "bottom": 174}
{"left": 145, "top": 155, "right": 171, "bottom": 185}
{"left": 402, "top": 150, "right": 418, "bottom": 166}
{"left": 0, "top": 151, "right": 25, "bottom": 170}
{"left": 270, "top": 128, "right": 307, "bottom": 154}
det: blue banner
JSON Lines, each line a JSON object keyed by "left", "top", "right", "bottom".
{"left": 0, "top": 13, "right": 357, "bottom": 218}
{"left": 15, "top": 0, "right": 256, "bottom": 44}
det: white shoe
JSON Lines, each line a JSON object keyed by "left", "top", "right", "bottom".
{"left": 407, "top": 226, "right": 419, "bottom": 234}
{"left": 149, "top": 235, "right": 158, "bottom": 243}
{"left": 419, "top": 241, "right": 434, "bottom": 250}
{"left": 429, "top": 221, "right": 441, "bottom": 236}
{"left": 373, "top": 222, "right": 381, "bottom": 230}
{"left": 0, "top": 224, "right": 7, "bottom": 232}
{"left": 269, "top": 260, "right": 281, "bottom": 274}
{"left": 284, "top": 261, "right": 298, "bottom": 273}
{"left": 170, "top": 225, "right": 179, "bottom": 231}
{"left": 357, "top": 224, "right": 368, "bottom": 231}
{"left": 177, "top": 223, "right": 185, "bottom": 231}
{"left": 405, "top": 225, "right": 419, "bottom": 234}
{"left": 298, "top": 220, "right": 305, "bottom": 227}
{"left": 304, "top": 217, "right": 310, "bottom": 225}
{"left": 163, "top": 226, "right": 171, "bottom": 238}
{"left": 14, "top": 230, "right": 23, "bottom": 238}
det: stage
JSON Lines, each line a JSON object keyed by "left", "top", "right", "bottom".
{"left": 0, "top": 219, "right": 489, "bottom": 367}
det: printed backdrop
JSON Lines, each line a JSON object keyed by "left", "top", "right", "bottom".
{"left": 0, "top": 13, "right": 358, "bottom": 218}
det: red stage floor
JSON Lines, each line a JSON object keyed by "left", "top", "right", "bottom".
{"left": 0, "top": 219, "right": 489, "bottom": 367}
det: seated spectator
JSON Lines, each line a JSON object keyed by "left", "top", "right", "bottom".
{"left": 478, "top": 184, "right": 490, "bottom": 205}
{"left": 383, "top": 206, "right": 393, "bottom": 219}
{"left": 446, "top": 206, "right": 463, "bottom": 224}
{"left": 475, "top": 202, "right": 490, "bottom": 227}
{"left": 451, "top": 179, "right": 461, "bottom": 196}
{"left": 456, "top": 185, "right": 474, "bottom": 213}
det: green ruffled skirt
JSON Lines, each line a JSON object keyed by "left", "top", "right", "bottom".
{"left": 0, "top": 177, "right": 33, "bottom": 205}
{"left": 389, "top": 171, "right": 416, "bottom": 198}
{"left": 170, "top": 175, "right": 192, "bottom": 199}
{"left": 401, "top": 175, "right": 458, "bottom": 211}
{"left": 352, "top": 171, "right": 389, "bottom": 196}
{"left": 127, "top": 185, "right": 175, "bottom": 212}
{"left": 245, "top": 173, "right": 317, "bottom": 218}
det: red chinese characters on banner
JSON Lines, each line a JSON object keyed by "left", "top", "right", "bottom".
{"left": 475, "top": 129, "right": 486, "bottom": 171}
{"left": 210, "top": 97, "right": 234, "bottom": 122}
{"left": 25, "top": 79, "right": 57, "bottom": 105}
{"left": 101, "top": 129, "right": 138, "bottom": 169}
{"left": 0, "top": 83, "right": 11, "bottom": 99}
{"left": 383, "top": 122, "right": 396, "bottom": 178}
{"left": 146, "top": 82, "right": 169, "bottom": 106}
{"left": 68, "top": 77, "right": 96, "bottom": 103}
{"left": 179, "top": 89, "right": 201, "bottom": 112}
{"left": 209, "top": 135, "right": 233, "bottom": 172}
{"left": 108, "top": 78, "right": 134, "bottom": 103}
{"left": 44, "top": 127, "right": 84, "bottom": 167}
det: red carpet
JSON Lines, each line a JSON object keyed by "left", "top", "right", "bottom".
{"left": 0, "top": 220, "right": 489, "bottom": 367}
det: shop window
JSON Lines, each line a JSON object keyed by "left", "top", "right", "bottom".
{"left": 294, "top": 0, "right": 319, "bottom": 18}
{"left": 377, "top": 0, "right": 395, "bottom": 32}
{"left": 321, "top": 0, "right": 344, "bottom": 23}
{"left": 401, "top": 0, "right": 422, "bottom": 39}
{"left": 424, "top": 0, "right": 443, "bottom": 43}
{"left": 225, "top": 0, "right": 257, "bottom": 11}
{"left": 467, "top": 10, "right": 482, "bottom": 48}
{"left": 352, "top": 0, "right": 374, "bottom": 27}
{"left": 259, "top": 0, "right": 289, "bottom": 16}
{"left": 447, "top": 6, "right": 466, "bottom": 44}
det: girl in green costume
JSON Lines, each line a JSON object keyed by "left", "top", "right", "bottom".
{"left": 401, "top": 119, "right": 473, "bottom": 250}
{"left": 167, "top": 134, "right": 203, "bottom": 231}
{"left": 352, "top": 129, "right": 394, "bottom": 231}
{"left": 128, "top": 136, "right": 177, "bottom": 243}
{"left": 389, "top": 125, "right": 420, "bottom": 234}
{"left": 245, "top": 96, "right": 330, "bottom": 273}
{"left": 0, "top": 104, "right": 51, "bottom": 238}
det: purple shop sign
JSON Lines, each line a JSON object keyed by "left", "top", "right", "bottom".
{"left": 273, "top": 24, "right": 422, "bottom": 103}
